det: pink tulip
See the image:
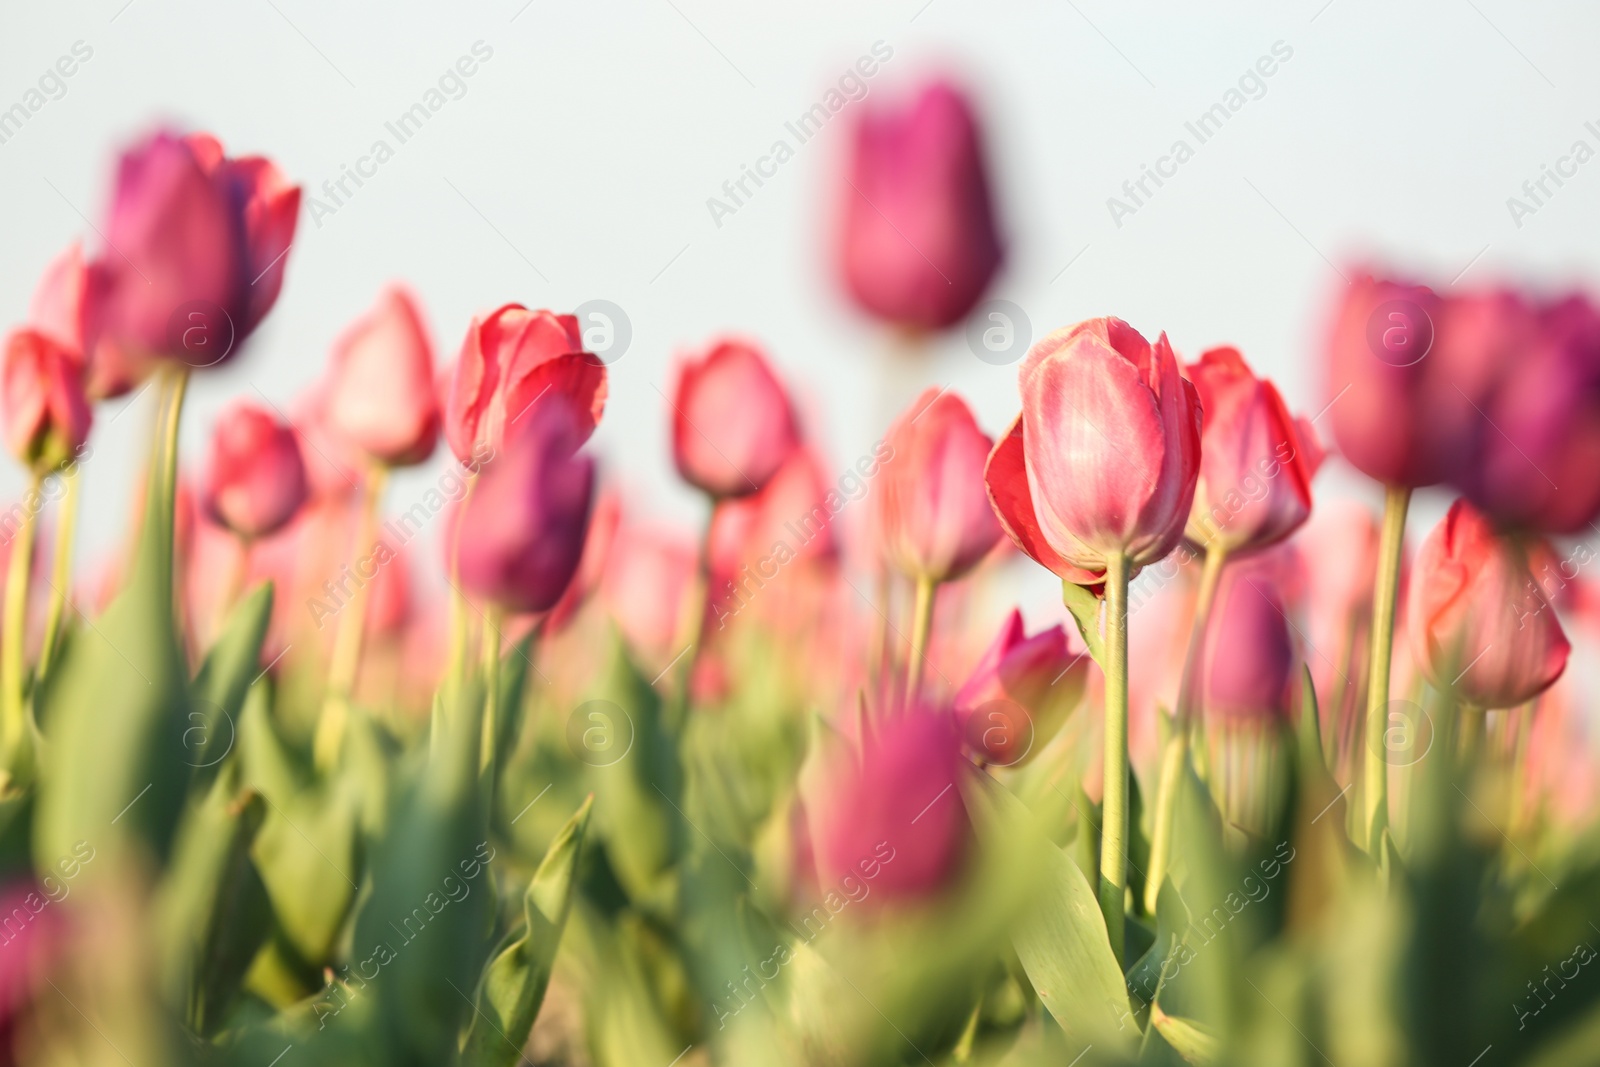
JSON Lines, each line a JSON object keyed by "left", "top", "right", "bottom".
{"left": 454, "top": 396, "right": 594, "bottom": 614}
{"left": 953, "top": 610, "right": 1087, "bottom": 766}
{"left": 671, "top": 339, "right": 799, "bottom": 498}
{"left": 1185, "top": 347, "right": 1322, "bottom": 556}
{"left": 546, "top": 489, "right": 621, "bottom": 634}
{"left": 600, "top": 521, "right": 697, "bottom": 666}
{"left": 323, "top": 287, "right": 440, "bottom": 468}
{"left": 837, "top": 79, "right": 1003, "bottom": 331}
{"left": 201, "top": 400, "right": 308, "bottom": 540}
{"left": 810, "top": 709, "right": 968, "bottom": 901}
{"left": 1407, "top": 499, "right": 1570, "bottom": 710}
{"left": 28, "top": 242, "right": 94, "bottom": 361}
{"left": 985, "top": 318, "right": 1201, "bottom": 583}
{"left": 1200, "top": 568, "right": 1295, "bottom": 723}
{"left": 2, "top": 329, "right": 91, "bottom": 473}
{"left": 875, "top": 388, "right": 1002, "bottom": 584}
{"left": 445, "top": 304, "right": 607, "bottom": 463}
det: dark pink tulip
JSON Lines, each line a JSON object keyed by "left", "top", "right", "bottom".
{"left": 455, "top": 396, "right": 594, "bottom": 615}
{"left": 546, "top": 489, "right": 621, "bottom": 634}
{"left": 671, "top": 339, "right": 798, "bottom": 498}
{"left": 838, "top": 79, "right": 1003, "bottom": 331}
{"left": 1407, "top": 499, "right": 1569, "bottom": 710}
{"left": 201, "top": 400, "right": 308, "bottom": 540}
{"left": 953, "top": 609, "right": 1087, "bottom": 767}
{"left": 985, "top": 318, "right": 1201, "bottom": 583}
{"left": 445, "top": 304, "right": 607, "bottom": 463}
{"left": 811, "top": 709, "right": 968, "bottom": 902}
{"left": 875, "top": 388, "right": 1002, "bottom": 584}
{"left": 1200, "top": 568, "right": 1295, "bottom": 723}
{"left": 0, "top": 879, "right": 61, "bottom": 1064}
{"left": 323, "top": 287, "right": 440, "bottom": 468}
{"left": 2, "top": 328, "right": 91, "bottom": 472}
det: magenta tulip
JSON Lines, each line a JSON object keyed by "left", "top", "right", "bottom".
{"left": 953, "top": 609, "right": 1087, "bottom": 766}
{"left": 323, "top": 286, "right": 440, "bottom": 468}
{"left": 201, "top": 401, "right": 308, "bottom": 540}
{"left": 1200, "top": 569, "right": 1296, "bottom": 723}
{"left": 671, "top": 339, "right": 798, "bottom": 498}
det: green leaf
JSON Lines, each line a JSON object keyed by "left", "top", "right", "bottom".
{"left": 462, "top": 795, "right": 592, "bottom": 1066}
{"left": 189, "top": 581, "right": 275, "bottom": 788}
{"left": 1150, "top": 1004, "right": 1219, "bottom": 1065}
{"left": 1060, "top": 580, "right": 1105, "bottom": 666}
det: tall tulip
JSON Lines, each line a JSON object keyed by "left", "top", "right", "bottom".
{"left": 322, "top": 286, "right": 440, "bottom": 468}
{"left": 837, "top": 79, "right": 1003, "bottom": 332}
{"left": 953, "top": 610, "right": 1086, "bottom": 767}
{"left": 201, "top": 401, "right": 307, "bottom": 542}
{"left": 671, "top": 339, "right": 798, "bottom": 499}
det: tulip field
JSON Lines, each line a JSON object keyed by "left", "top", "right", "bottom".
{"left": 4, "top": 30, "right": 1600, "bottom": 1067}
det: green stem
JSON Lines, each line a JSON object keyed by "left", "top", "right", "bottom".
{"left": 36, "top": 463, "right": 80, "bottom": 680}
{"left": 1145, "top": 543, "right": 1229, "bottom": 914}
{"left": 1099, "top": 552, "right": 1130, "bottom": 962}
{"left": 1457, "top": 704, "right": 1482, "bottom": 766}
{"left": 446, "top": 472, "right": 479, "bottom": 687}
{"left": 1, "top": 472, "right": 42, "bottom": 765}
{"left": 480, "top": 603, "right": 503, "bottom": 775}
{"left": 906, "top": 574, "right": 936, "bottom": 706}
{"left": 315, "top": 464, "right": 390, "bottom": 772}
{"left": 1363, "top": 484, "right": 1411, "bottom": 852}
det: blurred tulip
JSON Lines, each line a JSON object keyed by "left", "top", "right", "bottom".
{"left": 709, "top": 449, "right": 840, "bottom": 627}
{"left": 810, "top": 708, "right": 968, "bottom": 901}
{"left": 953, "top": 609, "right": 1086, "bottom": 766}
{"left": 93, "top": 130, "right": 298, "bottom": 369}
{"left": 323, "top": 286, "right": 440, "bottom": 467}
{"left": 28, "top": 242, "right": 94, "bottom": 361}
{"left": 0, "top": 878, "right": 60, "bottom": 1063}
{"left": 2, "top": 329, "right": 91, "bottom": 473}
{"left": 1185, "top": 347, "right": 1322, "bottom": 555}
{"left": 672, "top": 339, "right": 798, "bottom": 498}
{"left": 455, "top": 396, "right": 594, "bottom": 615}
{"left": 1200, "top": 569, "right": 1296, "bottom": 723}
{"left": 986, "top": 317, "right": 1201, "bottom": 583}
{"left": 546, "top": 490, "right": 621, "bottom": 634}
{"left": 875, "top": 388, "right": 1002, "bottom": 584}
{"left": 600, "top": 521, "right": 696, "bottom": 667}
{"left": 837, "top": 79, "right": 1003, "bottom": 331}
{"left": 1407, "top": 499, "right": 1570, "bottom": 710}
{"left": 445, "top": 304, "right": 607, "bottom": 463}
{"left": 200, "top": 400, "right": 307, "bottom": 540}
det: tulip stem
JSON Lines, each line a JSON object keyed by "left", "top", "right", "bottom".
{"left": 316, "top": 463, "right": 390, "bottom": 772}
{"left": 906, "top": 575, "right": 936, "bottom": 706}
{"left": 1, "top": 472, "right": 42, "bottom": 772}
{"left": 480, "top": 603, "right": 503, "bottom": 775}
{"left": 1363, "top": 484, "right": 1411, "bottom": 852}
{"left": 36, "top": 462, "right": 81, "bottom": 680}
{"left": 1145, "top": 543, "right": 1228, "bottom": 914}
{"left": 446, "top": 472, "right": 479, "bottom": 688}
{"left": 1099, "top": 552, "right": 1130, "bottom": 963}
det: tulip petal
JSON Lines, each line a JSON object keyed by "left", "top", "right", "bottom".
{"left": 983, "top": 414, "right": 1102, "bottom": 585}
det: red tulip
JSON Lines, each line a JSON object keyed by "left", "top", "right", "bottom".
{"left": 1200, "top": 568, "right": 1295, "bottom": 723}
{"left": 323, "top": 287, "right": 439, "bottom": 468}
{"left": 94, "top": 130, "right": 298, "bottom": 368}
{"left": 445, "top": 304, "right": 607, "bottom": 463}
{"left": 2, "top": 329, "right": 91, "bottom": 473}
{"left": 953, "top": 609, "right": 1087, "bottom": 766}
{"left": 201, "top": 400, "right": 308, "bottom": 540}
{"left": 810, "top": 709, "right": 968, "bottom": 902}
{"left": 1407, "top": 499, "right": 1570, "bottom": 710}
{"left": 837, "top": 79, "right": 1003, "bottom": 331}
{"left": 875, "top": 388, "right": 1002, "bottom": 584}
{"left": 454, "top": 395, "right": 594, "bottom": 615}
{"left": 985, "top": 318, "right": 1201, "bottom": 583}
{"left": 671, "top": 339, "right": 798, "bottom": 498}
{"left": 1185, "top": 347, "right": 1321, "bottom": 556}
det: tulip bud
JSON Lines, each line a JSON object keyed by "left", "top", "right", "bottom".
{"left": 323, "top": 287, "right": 440, "bottom": 468}
{"left": 201, "top": 401, "right": 308, "bottom": 540}
{"left": 2, "top": 328, "right": 91, "bottom": 473}
{"left": 810, "top": 709, "right": 968, "bottom": 902}
{"left": 875, "top": 389, "right": 1002, "bottom": 584}
{"left": 1200, "top": 569, "right": 1296, "bottom": 724}
{"left": 455, "top": 396, "right": 594, "bottom": 615}
{"left": 1407, "top": 499, "right": 1570, "bottom": 710}
{"left": 29, "top": 242, "right": 94, "bottom": 361}
{"left": 837, "top": 79, "right": 1003, "bottom": 331}
{"left": 445, "top": 304, "right": 607, "bottom": 463}
{"left": 671, "top": 339, "right": 799, "bottom": 498}
{"left": 953, "top": 610, "right": 1087, "bottom": 767}
{"left": 985, "top": 318, "right": 1201, "bottom": 583}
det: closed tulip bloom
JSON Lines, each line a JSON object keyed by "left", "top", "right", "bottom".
{"left": 600, "top": 521, "right": 697, "bottom": 665}
{"left": 985, "top": 318, "right": 1201, "bottom": 583}
{"left": 1185, "top": 347, "right": 1322, "bottom": 555}
{"left": 954, "top": 609, "right": 1086, "bottom": 766}
{"left": 2, "top": 328, "right": 91, "bottom": 473}
{"left": 201, "top": 401, "right": 308, "bottom": 540}
{"left": 323, "top": 287, "right": 440, "bottom": 467}
{"left": 811, "top": 709, "right": 968, "bottom": 901}
{"left": 875, "top": 389, "right": 1002, "bottom": 584}
{"left": 29, "top": 242, "right": 94, "bottom": 361}
{"left": 1200, "top": 570, "right": 1295, "bottom": 723}
{"left": 838, "top": 79, "right": 1003, "bottom": 331}
{"left": 455, "top": 396, "right": 595, "bottom": 615}
{"left": 1407, "top": 499, "right": 1570, "bottom": 710}
{"left": 672, "top": 339, "right": 798, "bottom": 498}
{"left": 445, "top": 304, "right": 607, "bottom": 463}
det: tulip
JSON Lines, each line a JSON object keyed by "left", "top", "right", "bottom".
{"left": 455, "top": 395, "right": 595, "bottom": 616}
{"left": 200, "top": 401, "right": 307, "bottom": 541}
{"left": 1200, "top": 570, "right": 1296, "bottom": 724}
{"left": 322, "top": 286, "right": 440, "bottom": 468}
{"left": 28, "top": 242, "right": 94, "bottom": 361}
{"left": 709, "top": 449, "right": 838, "bottom": 630}
{"left": 671, "top": 339, "right": 799, "bottom": 499}
{"left": 837, "top": 79, "right": 1003, "bottom": 331}
{"left": 953, "top": 609, "right": 1086, "bottom": 767}
{"left": 94, "top": 130, "right": 298, "bottom": 369}
{"left": 1407, "top": 499, "right": 1569, "bottom": 711}
{"left": 445, "top": 304, "right": 607, "bottom": 463}
{"left": 546, "top": 490, "right": 621, "bottom": 634}
{"left": 2, "top": 329, "right": 91, "bottom": 474}
{"left": 600, "top": 522, "right": 697, "bottom": 668}
{"left": 810, "top": 709, "right": 968, "bottom": 901}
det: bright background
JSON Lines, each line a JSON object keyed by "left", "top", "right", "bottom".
{"left": 3, "top": 0, "right": 1598, "bottom": 617}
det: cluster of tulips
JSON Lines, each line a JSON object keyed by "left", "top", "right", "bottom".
{"left": 0, "top": 79, "right": 1596, "bottom": 1067}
